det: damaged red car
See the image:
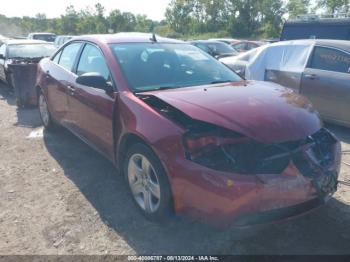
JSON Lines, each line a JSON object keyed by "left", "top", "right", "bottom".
{"left": 36, "top": 33, "right": 341, "bottom": 226}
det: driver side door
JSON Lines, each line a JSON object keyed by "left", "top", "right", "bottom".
{"left": 68, "top": 43, "right": 116, "bottom": 159}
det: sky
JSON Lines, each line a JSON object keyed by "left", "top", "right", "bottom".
{"left": 0, "top": 0, "right": 171, "bottom": 21}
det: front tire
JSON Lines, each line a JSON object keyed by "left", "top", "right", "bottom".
{"left": 124, "top": 143, "right": 173, "bottom": 222}
{"left": 38, "top": 90, "right": 55, "bottom": 130}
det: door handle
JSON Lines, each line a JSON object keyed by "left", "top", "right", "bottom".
{"left": 67, "top": 85, "right": 75, "bottom": 95}
{"left": 67, "top": 85, "right": 75, "bottom": 91}
{"left": 304, "top": 74, "right": 318, "bottom": 80}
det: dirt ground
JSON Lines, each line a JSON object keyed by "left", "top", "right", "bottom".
{"left": 0, "top": 82, "right": 350, "bottom": 255}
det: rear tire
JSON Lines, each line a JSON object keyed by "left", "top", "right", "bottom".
{"left": 38, "top": 90, "right": 55, "bottom": 130}
{"left": 123, "top": 143, "right": 173, "bottom": 222}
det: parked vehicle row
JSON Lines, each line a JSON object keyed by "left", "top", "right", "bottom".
{"left": 220, "top": 39, "right": 350, "bottom": 127}
{"left": 191, "top": 38, "right": 266, "bottom": 58}
{"left": 54, "top": 35, "right": 73, "bottom": 48}
{"left": 190, "top": 40, "right": 239, "bottom": 59}
{"left": 34, "top": 33, "right": 341, "bottom": 226}
{"left": 28, "top": 32, "right": 56, "bottom": 42}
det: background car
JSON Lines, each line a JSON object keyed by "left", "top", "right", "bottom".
{"left": 28, "top": 32, "right": 56, "bottom": 42}
{"left": 190, "top": 40, "right": 238, "bottom": 58}
{"left": 36, "top": 33, "right": 340, "bottom": 226}
{"left": 0, "top": 39, "right": 56, "bottom": 86}
{"left": 219, "top": 47, "right": 260, "bottom": 76}
{"left": 231, "top": 40, "right": 266, "bottom": 53}
{"left": 221, "top": 39, "right": 350, "bottom": 127}
{"left": 209, "top": 38, "right": 239, "bottom": 45}
{"left": 54, "top": 35, "right": 74, "bottom": 48}
{"left": 0, "top": 39, "right": 56, "bottom": 106}
{"left": 0, "top": 34, "right": 10, "bottom": 45}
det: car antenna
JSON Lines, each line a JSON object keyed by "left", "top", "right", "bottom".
{"left": 150, "top": 31, "right": 157, "bottom": 43}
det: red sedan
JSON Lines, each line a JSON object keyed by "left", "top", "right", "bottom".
{"left": 36, "top": 33, "right": 341, "bottom": 226}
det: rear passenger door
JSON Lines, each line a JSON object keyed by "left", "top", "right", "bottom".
{"left": 47, "top": 42, "right": 83, "bottom": 126}
{"left": 301, "top": 46, "right": 350, "bottom": 125}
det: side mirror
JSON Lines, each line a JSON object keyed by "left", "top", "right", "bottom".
{"left": 76, "top": 72, "right": 113, "bottom": 93}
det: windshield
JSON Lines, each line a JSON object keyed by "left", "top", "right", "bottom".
{"left": 33, "top": 34, "right": 56, "bottom": 42}
{"left": 110, "top": 43, "right": 242, "bottom": 92}
{"left": 8, "top": 44, "right": 56, "bottom": 59}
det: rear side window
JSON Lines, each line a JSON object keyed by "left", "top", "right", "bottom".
{"left": 58, "top": 42, "right": 82, "bottom": 72}
{"left": 309, "top": 46, "right": 350, "bottom": 73}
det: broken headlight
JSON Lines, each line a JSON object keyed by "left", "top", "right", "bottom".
{"left": 183, "top": 127, "right": 292, "bottom": 174}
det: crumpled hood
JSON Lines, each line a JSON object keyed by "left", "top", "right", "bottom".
{"left": 143, "top": 81, "right": 322, "bottom": 143}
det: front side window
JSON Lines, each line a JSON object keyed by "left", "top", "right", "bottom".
{"left": 58, "top": 42, "right": 82, "bottom": 72}
{"left": 77, "top": 44, "right": 110, "bottom": 81}
{"left": 52, "top": 50, "right": 62, "bottom": 64}
{"left": 110, "top": 43, "right": 242, "bottom": 92}
{"left": 309, "top": 46, "right": 350, "bottom": 73}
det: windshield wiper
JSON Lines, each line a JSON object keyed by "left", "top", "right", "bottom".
{"left": 155, "top": 86, "right": 180, "bottom": 91}
{"left": 210, "top": 80, "right": 233, "bottom": 84}
{"left": 135, "top": 86, "right": 180, "bottom": 93}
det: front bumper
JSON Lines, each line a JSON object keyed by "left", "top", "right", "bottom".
{"left": 233, "top": 197, "right": 324, "bottom": 226}
{"left": 165, "top": 139, "right": 341, "bottom": 227}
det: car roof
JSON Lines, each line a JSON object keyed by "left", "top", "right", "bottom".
{"left": 210, "top": 38, "right": 238, "bottom": 41}
{"left": 285, "top": 18, "right": 350, "bottom": 26}
{"left": 314, "top": 39, "right": 350, "bottom": 53}
{"left": 74, "top": 32, "right": 184, "bottom": 45}
{"left": 190, "top": 40, "right": 226, "bottom": 44}
{"left": 275, "top": 39, "right": 350, "bottom": 53}
{"left": 56, "top": 35, "right": 73, "bottom": 38}
{"left": 29, "top": 32, "right": 56, "bottom": 35}
{"left": 5, "top": 39, "right": 52, "bottom": 45}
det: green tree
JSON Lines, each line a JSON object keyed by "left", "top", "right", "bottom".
{"left": 317, "top": 0, "right": 349, "bottom": 15}
{"left": 258, "top": 0, "right": 286, "bottom": 37}
{"left": 287, "top": 0, "right": 310, "bottom": 18}
{"left": 94, "top": 3, "right": 107, "bottom": 33}
{"left": 108, "top": 10, "right": 136, "bottom": 32}
{"left": 57, "top": 6, "right": 79, "bottom": 34}
{"left": 165, "top": 0, "right": 196, "bottom": 34}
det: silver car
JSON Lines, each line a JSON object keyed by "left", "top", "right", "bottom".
{"left": 221, "top": 39, "right": 350, "bottom": 127}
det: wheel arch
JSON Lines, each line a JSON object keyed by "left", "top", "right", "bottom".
{"left": 116, "top": 132, "right": 147, "bottom": 172}
{"left": 117, "top": 132, "right": 175, "bottom": 216}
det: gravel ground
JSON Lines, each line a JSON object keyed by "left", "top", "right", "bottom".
{"left": 0, "top": 83, "right": 350, "bottom": 255}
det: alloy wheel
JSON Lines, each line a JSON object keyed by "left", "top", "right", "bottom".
{"left": 39, "top": 94, "right": 50, "bottom": 127}
{"left": 127, "top": 153, "right": 161, "bottom": 213}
